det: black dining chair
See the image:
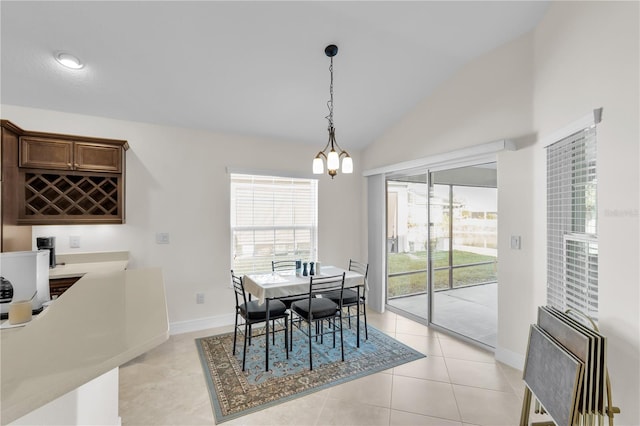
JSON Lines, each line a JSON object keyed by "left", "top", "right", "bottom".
{"left": 322, "top": 259, "right": 369, "bottom": 342}
{"left": 271, "top": 260, "right": 297, "bottom": 272}
{"left": 289, "top": 273, "right": 345, "bottom": 370}
{"left": 231, "top": 270, "right": 289, "bottom": 371}
{"left": 271, "top": 260, "right": 307, "bottom": 309}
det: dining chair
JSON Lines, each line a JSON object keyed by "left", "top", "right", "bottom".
{"left": 289, "top": 273, "right": 345, "bottom": 370}
{"left": 271, "top": 260, "right": 307, "bottom": 309}
{"left": 271, "top": 260, "right": 297, "bottom": 272}
{"left": 322, "top": 259, "right": 369, "bottom": 342}
{"left": 231, "top": 270, "right": 289, "bottom": 371}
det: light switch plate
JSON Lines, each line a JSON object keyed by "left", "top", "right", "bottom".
{"left": 156, "top": 232, "right": 170, "bottom": 244}
{"left": 510, "top": 235, "right": 521, "bottom": 250}
{"left": 69, "top": 236, "right": 80, "bottom": 248}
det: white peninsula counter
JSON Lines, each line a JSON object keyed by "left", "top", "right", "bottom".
{"left": 0, "top": 267, "right": 169, "bottom": 425}
{"left": 49, "top": 251, "right": 130, "bottom": 279}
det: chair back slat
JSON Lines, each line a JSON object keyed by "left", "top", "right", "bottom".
{"left": 294, "top": 273, "right": 345, "bottom": 322}
{"left": 272, "top": 260, "right": 297, "bottom": 272}
{"left": 348, "top": 259, "right": 369, "bottom": 279}
{"left": 308, "top": 273, "right": 345, "bottom": 310}
{"left": 310, "top": 273, "right": 345, "bottom": 295}
{"left": 230, "top": 270, "right": 248, "bottom": 307}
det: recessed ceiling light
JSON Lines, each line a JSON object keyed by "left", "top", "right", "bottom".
{"left": 55, "top": 52, "right": 84, "bottom": 69}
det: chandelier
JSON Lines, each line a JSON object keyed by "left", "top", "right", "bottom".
{"left": 312, "top": 44, "right": 353, "bottom": 179}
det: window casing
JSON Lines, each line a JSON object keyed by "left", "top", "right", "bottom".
{"left": 546, "top": 126, "right": 598, "bottom": 320}
{"left": 230, "top": 173, "right": 318, "bottom": 275}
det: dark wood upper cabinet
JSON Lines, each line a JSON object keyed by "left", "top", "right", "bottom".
{"left": 20, "top": 137, "right": 74, "bottom": 170}
{"left": 1, "top": 120, "right": 129, "bottom": 227}
{"left": 74, "top": 142, "right": 122, "bottom": 173}
{"left": 1, "top": 121, "right": 32, "bottom": 251}
{"left": 20, "top": 136, "right": 124, "bottom": 173}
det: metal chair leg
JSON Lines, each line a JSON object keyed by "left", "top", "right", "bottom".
{"left": 284, "top": 316, "right": 289, "bottom": 359}
{"left": 289, "top": 315, "right": 294, "bottom": 351}
{"left": 272, "top": 319, "right": 276, "bottom": 345}
{"left": 308, "top": 321, "right": 313, "bottom": 371}
{"left": 339, "top": 313, "right": 344, "bottom": 362}
{"left": 232, "top": 312, "right": 238, "bottom": 355}
{"left": 362, "top": 302, "right": 368, "bottom": 340}
{"left": 242, "top": 322, "right": 249, "bottom": 371}
{"left": 332, "top": 317, "right": 336, "bottom": 347}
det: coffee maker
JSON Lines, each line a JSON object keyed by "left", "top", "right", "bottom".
{"left": 36, "top": 237, "right": 56, "bottom": 268}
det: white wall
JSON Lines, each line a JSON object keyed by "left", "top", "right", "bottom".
{"left": 362, "top": 32, "right": 534, "bottom": 171}
{"left": 362, "top": 29, "right": 536, "bottom": 359}
{"left": 1, "top": 105, "right": 363, "bottom": 331}
{"left": 362, "top": 2, "right": 639, "bottom": 424}
{"left": 532, "top": 2, "right": 639, "bottom": 424}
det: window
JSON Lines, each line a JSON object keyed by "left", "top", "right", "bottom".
{"left": 230, "top": 173, "right": 318, "bottom": 275}
{"left": 547, "top": 125, "right": 598, "bottom": 320}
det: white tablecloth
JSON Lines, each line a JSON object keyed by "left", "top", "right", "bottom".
{"left": 243, "top": 266, "right": 365, "bottom": 305}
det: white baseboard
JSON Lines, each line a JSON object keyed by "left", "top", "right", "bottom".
{"left": 495, "top": 345, "right": 525, "bottom": 370}
{"left": 169, "top": 313, "right": 235, "bottom": 335}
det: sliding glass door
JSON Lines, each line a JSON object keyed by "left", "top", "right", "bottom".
{"left": 429, "top": 165, "right": 498, "bottom": 347}
{"left": 386, "top": 173, "right": 429, "bottom": 319}
{"left": 385, "top": 163, "right": 498, "bottom": 348}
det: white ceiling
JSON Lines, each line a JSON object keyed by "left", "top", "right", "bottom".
{"left": 1, "top": 1, "right": 549, "bottom": 150}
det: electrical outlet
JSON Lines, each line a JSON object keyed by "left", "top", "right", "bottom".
{"left": 69, "top": 236, "right": 80, "bottom": 248}
{"left": 196, "top": 293, "right": 205, "bottom": 304}
{"left": 156, "top": 232, "right": 170, "bottom": 244}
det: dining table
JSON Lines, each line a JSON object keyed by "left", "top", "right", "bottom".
{"left": 243, "top": 265, "right": 366, "bottom": 371}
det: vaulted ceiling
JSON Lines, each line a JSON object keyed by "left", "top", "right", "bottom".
{"left": 1, "top": 1, "right": 549, "bottom": 149}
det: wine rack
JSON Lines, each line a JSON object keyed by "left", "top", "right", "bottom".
{"left": 2, "top": 120, "right": 128, "bottom": 226}
{"left": 19, "top": 171, "right": 124, "bottom": 224}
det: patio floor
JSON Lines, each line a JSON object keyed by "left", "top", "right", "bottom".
{"left": 387, "top": 282, "right": 497, "bottom": 348}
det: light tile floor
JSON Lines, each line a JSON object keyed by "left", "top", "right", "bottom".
{"left": 119, "top": 310, "right": 543, "bottom": 425}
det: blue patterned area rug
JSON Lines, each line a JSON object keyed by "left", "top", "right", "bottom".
{"left": 196, "top": 323, "right": 425, "bottom": 423}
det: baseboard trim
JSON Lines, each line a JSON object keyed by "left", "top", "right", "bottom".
{"left": 170, "top": 313, "right": 235, "bottom": 335}
{"left": 495, "top": 345, "right": 525, "bottom": 370}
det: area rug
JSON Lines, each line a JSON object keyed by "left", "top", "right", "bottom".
{"left": 196, "top": 323, "right": 425, "bottom": 423}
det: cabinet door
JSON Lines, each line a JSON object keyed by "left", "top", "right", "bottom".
{"left": 20, "top": 137, "right": 73, "bottom": 170}
{"left": 74, "top": 142, "right": 121, "bottom": 173}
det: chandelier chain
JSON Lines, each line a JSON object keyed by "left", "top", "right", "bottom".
{"left": 326, "top": 56, "right": 334, "bottom": 130}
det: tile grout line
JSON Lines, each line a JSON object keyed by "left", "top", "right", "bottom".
{"left": 387, "top": 312, "right": 399, "bottom": 426}
{"left": 442, "top": 354, "right": 465, "bottom": 424}
{"left": 387, "top": 372, "right": 395, "bottom": 426}
{"left": 312, "top": 392, "right": 330, "bottom": 426}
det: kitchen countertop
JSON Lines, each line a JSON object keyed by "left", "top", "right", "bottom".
{"left": 0, "top": 267, "right": 169, "bottom": 424}
{"left": 49, "top": 251, "right": 129, "bottom": 279}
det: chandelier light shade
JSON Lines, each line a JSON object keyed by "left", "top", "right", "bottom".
{"left": 313, "top": 44, "right": 353, "bottom": 179}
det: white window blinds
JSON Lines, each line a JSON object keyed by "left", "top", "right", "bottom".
{"left": 546, "top": 126, "right": 598, "bottom": 320}
{"left": 230, "top": 173, "right": 318, "bottom": 275}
